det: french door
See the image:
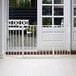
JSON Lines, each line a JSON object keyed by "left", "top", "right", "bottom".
{"left": 72, "top": 0, "right": 76, "bottom": 50}
{"left": 37, "top": 0, "right": 71, "bottom": 51}
{"left": 2, "top": 0, "right": 72, "bottom": 51}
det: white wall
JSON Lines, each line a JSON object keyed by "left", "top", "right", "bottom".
{"left": 0, "top": 0, "right": 2, "bottom": 58}
{"left": 0, "top": 56, "right": 76, "bottom": 76}
{"left": 0, "top": 0, "right": 8, "bottom": 58}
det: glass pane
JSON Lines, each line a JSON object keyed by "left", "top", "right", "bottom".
{"left": 9, "top": 0, "right": 37, "bottom": 48}
{"left": 74, "top": 7, "right": 76, "bottom": 16}
{"left": 74, "top": 0, "right": 76, "bottom": 4}
{"left": 54, "top": 6, "right": 63, "bottom": 16}
{"left": 54, "top": 0, "right": 63, "bottom": 4}
{"left": 74, "top": 18, "right": 76, "bottom": 27}
{"left": 42, "top": 18, "right": 52, "bottom": 25}
{"left": 54, "top": 18, "right": 64, "bottom": 26}
{"left": 9, "top": 0, "right": 37, "bottom": 25}
{"left": 42, "top": 0, "right": 52, "bottom": 4}
{"left": 42, "top": 6, "right": 52, "bottom": 15}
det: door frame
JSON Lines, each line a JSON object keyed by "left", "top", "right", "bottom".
{"left": 2, "top": 0, "right": 9, "bottom": 52}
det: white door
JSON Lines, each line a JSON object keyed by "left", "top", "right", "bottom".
{"left": 38, "top": 0, "right": 71, "bottom": 50}
{"left": 72, "top": 0, "right": 76, "bottom": 50}
{"left": 2, "top": 0, "right": 71, "bottom": 51}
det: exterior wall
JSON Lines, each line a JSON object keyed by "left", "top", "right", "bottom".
{"left": 2, "top": 0, "right": 9, "bottom": 52}
{"left": 0, "top": 0, "right": 2, "bottom": 58}
{"left": 0, "top": 0, "right": 8, "bottom": 58}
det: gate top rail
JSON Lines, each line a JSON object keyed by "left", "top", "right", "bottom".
{"left": 8, "top": 20, "right": 36, "bottom": 31}
{"left": 8, "top": 20, "right": 29, "bottom": 26}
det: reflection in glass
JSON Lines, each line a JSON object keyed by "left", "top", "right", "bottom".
{"left": 42, "top": 0, "right": 52, "bottom": 4}
{"left": 42, "top": 18, "right": 52, "bottom": 25}
{"left": 9, "top": 0, "right": 37, "bottom": 25}
{"left": 9, "top": 0, "right": 37, "bottom": 48}
{"left": 54, "top": 6, "right": 63, "bottom": 16}
{"left": 74, "top": 0, "right": 76, "bottom": 4}
{"left": 54, "top": 18, "right": 64, "bottom": 26}
{"left": 74, "top": 18, "right": 76, "bottom": 27}
{"left": 42, "top": 6, "right": 52, "bottom": 15}
{"left": 74, "top": 8, "right": 76, "bottom": 15}
{"left": 54, "top": 0, "right": 63, "bottom": 4}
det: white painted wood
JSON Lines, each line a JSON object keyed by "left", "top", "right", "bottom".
{"left": 72, "top": 0, "right": 76, "bottom": 50}
{"left": 64, "top": 0, "right": 72, "bottom": 51}
{"left": 0, "top": 0, "right": 3, "bottom": 58}
{"left": 2, "top": 0, "right": 9, "bottom": 52}
{"left": 0, "top": 0, "right": 9, "bottom": 58}
{"left": 8, "top": 20, "right": 37, "bottom": 51}
{"left": 37, "top": 0, "right": 42, "bottom": 50}
{"left": 38, "top": 0, "right": 71, "bottom": 51}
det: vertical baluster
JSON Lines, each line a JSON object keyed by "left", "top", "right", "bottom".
{"left": 8, "top": 30, "right": 10, "bottom": 50}
{"left": 27, "top": 25, "right": 28, "bottom": 48}
{"left": 33, "top": 25, "right": 34, "bottom": 47}
{"left": 7, "top": 23, "right": 9, "bottom": 50}
{"left": 15, "top": 27, "right": 17, "bottom": 50}
{"left": 24, "top": 25, "right": 26, "bottom": 48}
{"left": 35, "top": 25, "right": 36, "bottom": 47}
{"left": 30, "top": 25, "right": 31, "bottom": 48}
{"left": 10, "top": 30, "right": 12, "bottom": 49}
{"left": 22, "top": 23, "right": 24, "bottom": 50}
{"left": 18, "top": 26, "right": 20, "bottom": 50}
{"left": 13, "top": 28, "right": 14, "bottom": 50}
{"left": 20, "top": 26, "right": 22, "bottom": 50}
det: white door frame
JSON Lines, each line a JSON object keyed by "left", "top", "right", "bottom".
{"left": 72, "top": 0, "right": 76, "bottom": 50}
{"left": 2, "top": 0, "right": 9, "bottom": 52}
{"left": 64, "top": 0, "right": 72, "bottom": 51}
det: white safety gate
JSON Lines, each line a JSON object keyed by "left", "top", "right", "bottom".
{"left": 8, "top": 20, "right": 36, "bottom": 51}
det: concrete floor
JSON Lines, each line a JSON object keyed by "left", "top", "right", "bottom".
{"left": 0, "top": 55, "right": 76, "bottom": 76}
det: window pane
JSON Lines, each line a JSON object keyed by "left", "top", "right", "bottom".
{"left": 42, "top": 0, "right": 52, "bottom": 4}
{"left": 74, "top": 7, "right": 76, "bottom": 16}
{"left": 54, "top": 18, "right": 64, "bottom": 26}
{"left": 9, "top": 0, "right": 37, "bottom": 48}
{"left": 54, "top": 0, "right": 63, "bottom": 4}
{"left": 74, "top": 18, "right": 76, "bottom": 27}
{"left": 42, "top": 18, "right": 52, "bottom": 25}
{"left": 54, "top": 6, "right": 63, "bottom": 16}
{"left": 42, "top": 6, "right": 52, "bottom": 15}
{"left": 9, "top": 0, "right": 37, "bottom": 25}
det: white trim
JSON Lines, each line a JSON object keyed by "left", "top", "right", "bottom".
{"left": 64, "top": 0, "right": 72, "bottom": 51}
{"left": 37, "top": 0, "right": 42, "bottom": 50}
{"left": 2, "top": 0, "right": 9, "bottom": 52}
